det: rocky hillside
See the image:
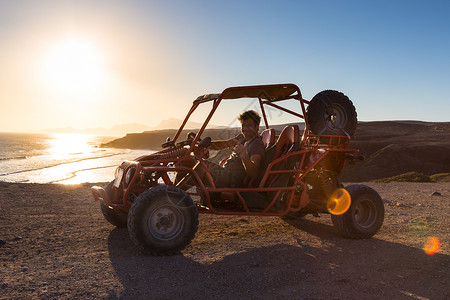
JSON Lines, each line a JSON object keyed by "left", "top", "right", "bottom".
{"left": 101, "top": 121, "right": 450, "bottom": 182}
{"left": 341, "top": 121, "right": 450, "bottom": 181}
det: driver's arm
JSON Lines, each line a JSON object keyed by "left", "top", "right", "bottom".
{"left": 235, "top": 146, "right": 263, "bottom": 179}
{"left": 209, "top": 137, "right": 239, "bottom": 150}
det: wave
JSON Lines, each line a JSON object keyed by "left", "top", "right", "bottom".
{"left": 0, "top": 156, "right": 29, "bottom": 161}
{"left": 0, "top": 151, "right": 128, "bottom": 177}
{"left": 50, "top": 165, "right": 117, "bottom": 184}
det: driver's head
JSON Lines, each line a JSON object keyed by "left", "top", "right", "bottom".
{"left": 238, "top": 110, "right": 260, "bottom": 141}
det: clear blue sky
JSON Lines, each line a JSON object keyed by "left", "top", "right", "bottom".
{"left": 0, "top": 0, "right": 449, "bottom": 132}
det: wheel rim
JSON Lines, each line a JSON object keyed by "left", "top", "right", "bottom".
{"left": 325, "top": 103, "right": 348, "bottom": 130}
{"left": 354, "top": 198, "right": 377, "bottom": 229}
{"left": 145, "top": 204, "right": 184, "bottom": 241}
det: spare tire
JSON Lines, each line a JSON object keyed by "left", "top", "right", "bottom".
{"left": 307, "top": 90, "right": 357, "bottom": 136}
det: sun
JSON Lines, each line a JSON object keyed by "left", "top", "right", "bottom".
{"left": 41, "top": 37, "right": 106, "bottom": 95}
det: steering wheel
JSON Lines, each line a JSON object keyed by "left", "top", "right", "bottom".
{"left": 197, "top": 136, "right": 211, "bottom": 148}
{"left": 194, "top": 136, "right": 211, "bottom": 159}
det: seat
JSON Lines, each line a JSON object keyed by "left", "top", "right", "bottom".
{"left": 265, "top": 125, "right": 299, "bottom": 171}
{"left": 274, "top": 125, "right": 298, "bottom": 156}
{"left": 237, "top": 125, "right": 300, "bottom": 210}
{"left": 260, "top": 128, "right": 275, "bottom": 148}
{"left": 241, "top": 125, "right": 300, "bottom": 187}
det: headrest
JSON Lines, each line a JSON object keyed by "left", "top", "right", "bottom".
{"left": 275, "top": 125, "right": 299, "bottom": 152}
{"left": 260, "top": 128, "right": 275, "bottom": 147}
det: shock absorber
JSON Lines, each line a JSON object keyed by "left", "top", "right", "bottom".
{"left": 154, "top": 147, "right": 189, "bottom": 159}
{"left": 317, "top": 168, "right": 338, "bottom": 200}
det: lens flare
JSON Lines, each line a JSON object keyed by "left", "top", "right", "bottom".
{"left": 327, "top": 188, "right": 351, "bottom": 215}
{"left": 424, "top": 237, "right": 440, "bottom": 255}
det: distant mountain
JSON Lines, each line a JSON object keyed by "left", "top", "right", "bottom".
{"left": 101, "top": 127, "right": 243, "bottom": 149}
{"left": 101, "top": 123, "right": 306, "bottom": 150}
{"left": 109, "top": 123, "right": 153, "bottom": 135}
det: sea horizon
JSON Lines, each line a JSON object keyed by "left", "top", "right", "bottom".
{"left": 0, "top": 132, "right": 154, "bottom": 185}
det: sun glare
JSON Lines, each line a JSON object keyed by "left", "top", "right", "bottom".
{"left": 47, "top": 134, "right": 93, "bottom": 158}
{"left": 41, "top": 38, "right": 106, "bottom": 95}
{"left": 424, "top": 236, "right": 440, "bottom": 256}
{"left": 327, "top": 188, "right": 351, "bottom": 215}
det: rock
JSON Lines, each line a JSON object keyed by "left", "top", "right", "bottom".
{"left": 431, "top": 192, "right": 442, "bottom": 196}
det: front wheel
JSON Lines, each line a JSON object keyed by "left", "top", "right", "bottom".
{"left": 331, "top": 184, "right": 384, "bottom": 239}
{"left": 127, "top": 185, "right": 199, "bottom": 255}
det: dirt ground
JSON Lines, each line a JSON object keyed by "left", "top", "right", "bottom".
{"left": 0, "top": 181, "right": 448, "bottom": 299}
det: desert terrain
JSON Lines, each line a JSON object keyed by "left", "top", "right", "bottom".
{"left": 103, "top": 121, "right": 450, "bottom": 182}
{"left": 0, "top": 181, "right": 448, "bottom": 299}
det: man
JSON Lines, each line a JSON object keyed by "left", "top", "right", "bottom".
{"left": 209, "top": 110, "right": 265, "bottom": 187}
{"left": 178, "top": 110, "right": 265, "bottom": 188}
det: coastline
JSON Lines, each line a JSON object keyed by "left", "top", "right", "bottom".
{"left": 101, "top": 121, "right": 450, "bottom": 182}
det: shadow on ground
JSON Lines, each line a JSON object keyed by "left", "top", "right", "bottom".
{"left": 107, "top": 219, "right": 449, "bottom": 299}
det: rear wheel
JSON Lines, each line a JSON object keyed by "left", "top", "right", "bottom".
{"left": 127, "top": 185, "right": 198, "bottom": 255}
{"left": 307, "top": 90, "right": 357, "bottom": 136}
{"left": 331, "top": 184, "right": 384, "bottom": 239}
{"left": 100, "top": 181, "right": 127, "bottom": 228}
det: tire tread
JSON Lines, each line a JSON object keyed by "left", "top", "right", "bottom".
{"left": 331, "top": 184, "right": 384, "bottom": 239}
{"left": 127, "top": 186, "right": 198, "bottom": 255}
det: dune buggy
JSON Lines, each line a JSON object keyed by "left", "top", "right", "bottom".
{"left": 92, "top": 83, "right": 384, "bottom": 255}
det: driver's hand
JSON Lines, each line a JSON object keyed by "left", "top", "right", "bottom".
{"left": 235, "top": 134, "right": 245, "bottom": 144}
{"left": 234, "top": 143, "right": 248, "bottom": 159}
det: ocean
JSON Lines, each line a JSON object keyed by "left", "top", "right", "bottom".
{"left": 0, "top": 132, "right": 154, "bottom": 184}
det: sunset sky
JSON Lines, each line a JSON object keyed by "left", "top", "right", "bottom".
{"left": 1, "top": 0, "right": 449, "bottom": 133}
